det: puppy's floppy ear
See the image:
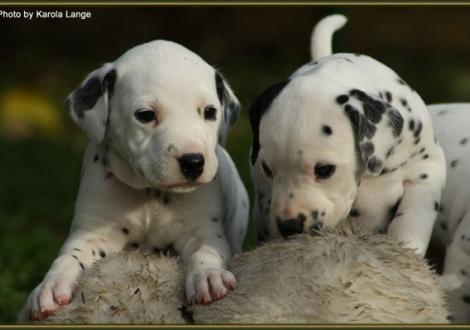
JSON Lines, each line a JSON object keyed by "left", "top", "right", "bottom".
{"left": 65, "top": 63, "right": 117, "bottom": 144}
{"left": 341, "top": 89, "right": 404, "bottom": 176}
{"left": 215, "top": 71, "right": 241, "bottom": 145}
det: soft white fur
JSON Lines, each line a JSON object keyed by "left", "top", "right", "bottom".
{"left": 28, "top": 226, "right": 448, "bottom": 324}
{"left": 21, "top": 40, "right": 249, "bottom": 321}
{"left": 251, "top": 15, "right": 446, "bottom": 256}
{"left": 428, "top": 103, "right": 470, "bottom": 323}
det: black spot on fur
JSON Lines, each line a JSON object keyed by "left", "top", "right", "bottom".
{"left": 99, "top": 250, "right": 106, "bottom": 258}
{"left": 73, "top": 248, "right": 81, "bottom": 252}
{"left": 344, "top": 104, "right": 377, "bottom": 140}
{"left": 121, "top": 227, "right": 129, "bottom": 235}
{"left": 349, "top": 208, "right": 360, "bottom": 217}
{"left": 72, "top": 255, "right": 79, "bottom": 260}
{"left": 437, "top": 110, "right": 447, "bottom": 116}
{"left": 178, "top": 305, "right": 195, "bottom": 324}
{"left": 92, "top": 249, "right": 96, "bottom": 257}
{"left": 249, "top": 80, "right": 290, "bottom": 164}
{"left": 463, "top": 295, "right": 470, "bottom": 304}
{"left": 389, "top": 198, "right": 401, "bottom": 219}
{"left": 131, "top": 243, "right": 139, "bottom": 249}
{"left": 385, "top": 91, "right": 392, "bottom": 102}
{"left": 212, "top": 217, "right": 219, "bottom": 222}
{"left": 413, "top": 121, "right": 423, "bottom": 138}
{"left": 336, "top": 94, "right": 349, "bottom": 105}
{"left": 408, "top": 119, "right": 415, "bottom": 131}
{"left": 461, "top": 138, "right": 468, "bottom": 145}
{"left": 72, "top": 69, "right": 117, "bottom": 119}
{"left": 386, "top": 109, "right": 404, "bottom": 137}
{"left": 385, "top": 147, "right": 394, "bottom": 159}
{"left": 440, "top": 221, "right": 447, "bottom": 231}
{"left": 367, "top": 157, "right": 383, "bottom": 173}
{"left": 360, "top": 142, "right": 375, "bottom": 159}
{"left": 434, "top": 201, "right": 440, "bottom": 212}
{"left": 422, "top": 154, "right": 429, "bottom": 159}
{"left": 79, "top": 262, "right": 85, "bottom": 270}
{"left": 322, "top": 125, "right": 333, "bottom": 136}
{"left": 451, "top": 160, "right": 458, "bottom": 168}
{"left": 93, "top": 154, "right": 99, "bottom": 162}
{"left": 215, "top": 72, "right": 225, "bottom": 106}
{"left": 420, "top": 174, "right": 428, "bottom": 179}
{"left": 461, "top": 269, "right": 468, "bottom": 276}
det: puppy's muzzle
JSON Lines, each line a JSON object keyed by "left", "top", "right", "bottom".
{"left": 178, "top": 153, "right": 205, "bottom": 181}
{"left": 276, "top": 213, "right": 306, "bottom": 238}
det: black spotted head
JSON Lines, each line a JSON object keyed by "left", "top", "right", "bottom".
{"left": 249, "top": 75, "right": 359, "bottom": 238}
{"left": 66, "top": 40, "right": 241, "bottom": 193}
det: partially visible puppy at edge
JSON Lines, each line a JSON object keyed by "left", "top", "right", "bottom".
{"left": 19, "top": 40, "right": 249, "bottom": 322}
{"left": 249, "top": 14, "right": 446, "bottom": 258}
{"left": 427, "top": 104, "right": 470, "bottom": 323}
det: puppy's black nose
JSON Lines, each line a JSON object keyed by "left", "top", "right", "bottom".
{"left": 276, "top": 214, "right": 305, "bottom": 238}
{"left": 178, "top": 153, "right": 205, "bottom": 180}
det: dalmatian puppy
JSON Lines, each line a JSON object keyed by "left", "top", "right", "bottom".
{"left": 427, "top": 103, "right": 470, "bottom": 322}
{"left": 21, "top": 40, "right": 249, "bottom": 321}
{"left": 250, "top": 14, "right": 446, "bottom": 257}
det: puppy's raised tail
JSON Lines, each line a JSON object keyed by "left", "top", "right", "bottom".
{"left": 310, "top": 14, "right": 347, "bottom": 61}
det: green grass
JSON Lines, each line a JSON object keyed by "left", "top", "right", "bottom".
{"left": 0, "top": 137, "right": 84, "bottom": 322}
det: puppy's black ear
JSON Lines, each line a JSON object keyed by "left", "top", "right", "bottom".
{"left": 249, "top": 80, "right": 290, "bottom": 165}
{"left": 342, "top": 89, "right": 404, "bottom": 175}
{"left": 215, "top": 71, "right": 241, "bottom": 145}
{"left": 65, "top": 63, "right": 116, "bottom": 143}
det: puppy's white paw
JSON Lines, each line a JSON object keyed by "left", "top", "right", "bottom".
{"left": 26, "top": 277, "right": 78, "bottom": 321}
{"left": 185, "top": 267, "right": 236, "bottom": 305}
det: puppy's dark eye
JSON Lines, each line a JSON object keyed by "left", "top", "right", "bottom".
{"left": 135, "top": 109, "right": 156, "bottom": 124}
{"left": 204, "top": 105, "right": 217, "bottom": 121}
{"left": 314, "top": 163, "right": 336, "bottom": 179}
{"left": 261, "top": 161, "right": 273, "bottom": 179}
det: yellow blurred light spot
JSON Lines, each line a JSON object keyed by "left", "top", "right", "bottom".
{"left": 0, "top": 88, "right": 64, "bottom": 139}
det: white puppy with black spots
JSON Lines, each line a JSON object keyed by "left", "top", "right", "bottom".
{"left": 21, "top": 40, "right": 249, "bottom": 321}
{"left": 250, "top": 15, "right": 446, "bottom": 257}
{"left": 428, "top": 104, "right": 470, "bottom": 322}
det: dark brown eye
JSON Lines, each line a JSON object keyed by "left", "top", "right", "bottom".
{"left": 135, "top": 109, "right": 156, "bottom": 124}
{"left": 261, "top": 161, "right": 273, "bottom": 179}
{"left": 314, "top": 163, "right": 336, "bottom": 179}
{"left": 204, "top": 105, "right": 217, "bottom": 121}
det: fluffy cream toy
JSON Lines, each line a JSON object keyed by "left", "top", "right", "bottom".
{"left": 26, "top": 225, "right": 448, "bottom": 324}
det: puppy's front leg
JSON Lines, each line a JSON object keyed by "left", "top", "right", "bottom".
{"left": 25, "top": 228, "right": 125, "bottom": 320}
{"left": 388, "top": 153, "right": 446, "bottom": 255}
{"left": 175, "top": 227, "right": 235, "bottom": 305}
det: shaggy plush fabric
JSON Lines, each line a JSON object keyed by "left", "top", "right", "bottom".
{"left": 41, "top": 252, "right": 186, "bottom": 324}
{"left": 33, "top": 226, "right": 448, "bottom": 324}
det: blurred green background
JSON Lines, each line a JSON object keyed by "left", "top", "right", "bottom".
{"left": 2, "top": 6, "right": 470, "bottom": 323}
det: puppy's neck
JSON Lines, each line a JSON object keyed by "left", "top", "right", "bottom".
{"left": 97, "top": 142, "right": 150, "bottom": 190}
